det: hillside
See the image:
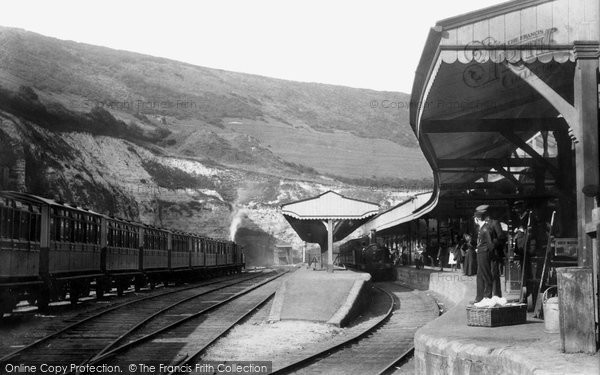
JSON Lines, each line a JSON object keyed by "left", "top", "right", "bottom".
{"left": 0, "top": 26, "right": 429, "bottom": 181}
{"left": 0, "top": 26, "right": 433, "bottom": 265}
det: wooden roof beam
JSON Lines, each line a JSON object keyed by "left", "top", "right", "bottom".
{"left": 440, "top": 182, "right": 538, "bottom": 190}
{"left": 423, "top": 118, "right": 566, "bottom": 133}
{"left": 439, "top": 169, "right": 533, "bottom": 175}
{"left": 500, "top": 130, "right": 561, "bottom": 179}
{"left": 495, "top": 165, "right": 522, "bottom": 188}
{"left": 437, "top": 158, "right": 556, "bottom": 168}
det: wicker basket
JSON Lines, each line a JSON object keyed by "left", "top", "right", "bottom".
{"left": 466, "top": 303, "right": 527, "bottom": 327}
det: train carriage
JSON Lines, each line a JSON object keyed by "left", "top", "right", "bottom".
{"left": 105, "top": 218, "right": 141, "bottom": 273}
{"left": 0, "top": 191, "right": 244, "bottom": 315}
{"left": 206, "top": 238, "right": 216, "bottom": 266}
{"left": 0, "top": 192, "right": 107, "bottom": 309}
{"left": 46, "top": 200, "right": 104, "bottom": 279}
{"left": 216, "top": 241, "right": 224, "bottom": 266}
{"left": 190, "top": 235, "right": 206, "bottom": 268}
{"left": 0, "top": 194, "right": 41, "bottom": 283}
{"left": 226, "top": 241, "right": 234, "bottom": 265}
{"left": 170, "top": 232, "right": 190, "bottom": 270}
{"left": 142, "top": 226, "right": 169, "bottom": 271}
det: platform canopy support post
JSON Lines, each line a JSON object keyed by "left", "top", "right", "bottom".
{"left": 303, "top": 242, "right": 307, "bottom": 264}
{"left": 326, "top": 219, "right": 334, "bottom": 273}
{"left": 572, "top": 42, "right": 600, "bottom": 352}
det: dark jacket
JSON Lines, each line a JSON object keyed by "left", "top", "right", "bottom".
{"left": 477, "top": 219, "right": 506, "bottom": 260}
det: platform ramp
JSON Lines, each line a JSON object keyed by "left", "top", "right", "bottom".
{"left": 269, "top": 267, "right": 371, "bottom": 327}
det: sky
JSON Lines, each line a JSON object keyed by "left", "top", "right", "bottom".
{"left": 0, "top": 0, "right": 508, "bottom": 93}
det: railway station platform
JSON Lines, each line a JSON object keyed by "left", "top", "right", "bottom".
{"left": 394, "top": 266, "right": 600, "bottom": 375}
{"left": 268, "top": 266, "right": 371, "bottom": 326}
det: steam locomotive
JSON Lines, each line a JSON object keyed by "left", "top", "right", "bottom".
{"left": 0, "top": 191, "right": 244, "bottom": 314}
{"left": 337, "top": 236, "right": 395, "bottom": 281}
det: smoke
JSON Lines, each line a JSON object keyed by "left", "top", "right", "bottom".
{"left": 229, "top": 207, "right": 246, "bottom": 242}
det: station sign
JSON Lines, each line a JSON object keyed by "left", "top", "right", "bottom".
{"left": 552, "top": 238, "right": 578, "bottom": 258}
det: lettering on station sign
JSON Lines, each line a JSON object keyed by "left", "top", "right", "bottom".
{"left": 461, "top": 27, "right": 572, "bottom": 89}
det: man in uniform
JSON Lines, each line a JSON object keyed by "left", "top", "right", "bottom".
{"left": 485, "top": 211, "right": 506, "bottom": 298}
{"left": 474, "top": 205, "right": 494, "bottom": 302}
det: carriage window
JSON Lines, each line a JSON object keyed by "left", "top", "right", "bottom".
{"left": 89, "top": 220, "right": 95, "bottom": 244}
{"left": 62, "top": 213, "right": 68, "bottom": 242}
{"left": 118, "top": 228, "right": 123, "bottom": 248}
{"left": 62, "top": 217, "right": 69, "bottom": 242}
{"left": 83, "top": 220, "right": 88, "bottom": 243}
{"left": 0, "top": 207, "right": 8, "bottom": 239}
{"left": 74, "top": 219, "right": 80, "bottom": 243}
{"left": 69, "top": 218, "right": 75, "bottom": 242}
{"left": 115, "top": 226, "right": 120, "bottom": 247}
{"left": 88, "top": 220, "right": 95, "bottom": 244}
{"left": 29, "top": 213, "right": 38, "bottom": 242}
{"left": 11, "top": 210, "right": 20, "bottom": 240}
{"left": 50, "top": 216, "right": 56, "bottom": 241}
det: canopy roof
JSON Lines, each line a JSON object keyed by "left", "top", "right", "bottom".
{"left": 410, "top": 0, "right": 598, "bottom": 204}
{"left": 281, "top": 191, "right": 379, "bottom": 220}
{"left": 281, "top": 191, "right": 379, "bottom": 248}
{"left": 360, "top": 192, "right": 437, "bottom": 235}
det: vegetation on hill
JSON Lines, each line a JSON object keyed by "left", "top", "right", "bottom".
{"left": 0, "top": 26, "right": 417, "bottom": 147}
{"left": 141, "top": 159, "right": 215, "bottom": 190}
{"left": 0, "top": 85, "right": 172, "bottom": 143}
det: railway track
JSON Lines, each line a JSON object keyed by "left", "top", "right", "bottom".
{"left": 103, "top": 272, "right": 286, "bottom": 375}
{"left": 0, "top": 273, "right": 263, "bottom": 357}
{"left": 0, "top": 269, "right": 285, "bottom": 371}
{"left": 2, "top": 271, "right": 260, "bottom": 320}
{"left": 271, "top": 283, "right": 440, "bottom": 375}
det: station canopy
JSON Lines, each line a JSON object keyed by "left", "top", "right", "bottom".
{"left": 410, "top": 0, "right": 599, "bottom": 206}
{"left": 359, "top": 192, "right": 437, "bottom": 236}
{"left": 281, "top": 191, "right": 379, "bottom": 251}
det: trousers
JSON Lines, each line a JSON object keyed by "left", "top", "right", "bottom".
{"left": 475, "top": 250, "right": 492, "bottom": 302}
{"left": 491, "top": 258, "right": 503, "bottom": 298}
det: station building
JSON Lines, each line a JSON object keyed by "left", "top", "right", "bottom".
{"left": 361, "top": 0, "right": 599, "bottom": 355}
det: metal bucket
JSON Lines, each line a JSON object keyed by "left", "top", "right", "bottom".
{"left": 543, "top": 286, "right": 560, "bottom": 333}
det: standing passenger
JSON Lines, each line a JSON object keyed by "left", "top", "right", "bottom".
{"left": 462, "top": 233, "right": 477, "bottom": 276}
{"left": 474, "top": 205, "right": 493, "bottom": 303}
{"left": 485, "top": 213, "right": 506, "bottom": 298}
{"left": 437, "top": 244, "right": 446, "bottom": 271}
